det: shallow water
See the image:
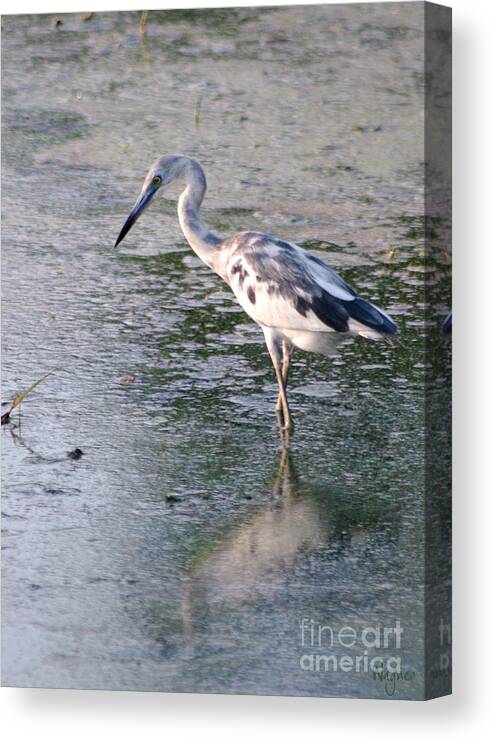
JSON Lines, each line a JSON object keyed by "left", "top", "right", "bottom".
{"left": 2, "top": 5, "right": 450, "bottom": 698}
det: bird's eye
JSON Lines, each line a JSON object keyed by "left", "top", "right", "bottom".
{"left": 152, "top": 175, "right": 162, "bottom": 187}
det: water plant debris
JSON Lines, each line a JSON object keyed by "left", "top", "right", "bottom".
{"left": 1, "top": 372, "right": 54, "bottom": 425}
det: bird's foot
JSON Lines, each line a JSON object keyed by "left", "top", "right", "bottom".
{"left": 276, "top": 407, "right": 294, "bottom": 434}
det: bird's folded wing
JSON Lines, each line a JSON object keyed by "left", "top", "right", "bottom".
{"left": 225, "top": 233, "right": 395, "bottom": 336}
{"left": 225, "top": 234, "right": 352, "bottom": 332}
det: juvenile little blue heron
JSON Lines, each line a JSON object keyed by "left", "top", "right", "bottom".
{"left": 115, "top": 155, "right": 396, "bottom": 430}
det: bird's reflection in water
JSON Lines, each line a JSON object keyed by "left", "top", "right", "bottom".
{"left": 180, "top": 442, "right": 330, "bottom": 645}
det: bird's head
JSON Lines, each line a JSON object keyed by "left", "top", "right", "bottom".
{"left": 114, "top": 155, "right": 187, "bottom": 247}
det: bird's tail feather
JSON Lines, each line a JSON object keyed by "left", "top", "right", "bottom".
{"left": 342, "top": 297, "right": 397, "bottom": 336}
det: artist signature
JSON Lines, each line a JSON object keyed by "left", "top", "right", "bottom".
{"left": 373, "top": 670, "right": 416, "bottom": 697}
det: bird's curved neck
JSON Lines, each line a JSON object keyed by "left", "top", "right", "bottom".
{"left": 177, "top": 160, "right": 222, "bottom": 271}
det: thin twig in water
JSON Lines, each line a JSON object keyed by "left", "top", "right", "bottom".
{"left": 140, "top": 10, "right": 149, "bottom": 41}
{"left": 1, "top": 371, "right": 55, "bottom": 425}
{"left": 195, "top": 94, "right": 203, "bottom": 128}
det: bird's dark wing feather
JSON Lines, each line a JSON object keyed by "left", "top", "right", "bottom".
{"left": 224, "top": 232, "right": 396, "bottom": 335}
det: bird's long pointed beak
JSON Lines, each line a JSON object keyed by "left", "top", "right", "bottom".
{"left": 114, "top": 187, "right": 155, "bottom": 248}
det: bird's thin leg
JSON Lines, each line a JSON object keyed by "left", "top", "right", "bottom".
{"left": 263, "top": 329, "right": 293, "bottom": 431}
{"left": 274, "top": 364, "right": 292, "bottom": 430}
{"left": 276, "top": 341, "right": 293, "bottom": 414}
{"left": 273, "top": 350, "right": 293, "bottom": 431}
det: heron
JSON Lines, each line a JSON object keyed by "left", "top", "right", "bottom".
{"left": 115, "top": 155, "right": 397, "bottom": 430}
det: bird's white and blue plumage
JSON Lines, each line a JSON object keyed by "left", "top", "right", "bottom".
{"left": 220, "top": 231, "right": 396, "bottom": 354}
{"left": 116, "top": 155, "right": 396, "bottom": 430}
